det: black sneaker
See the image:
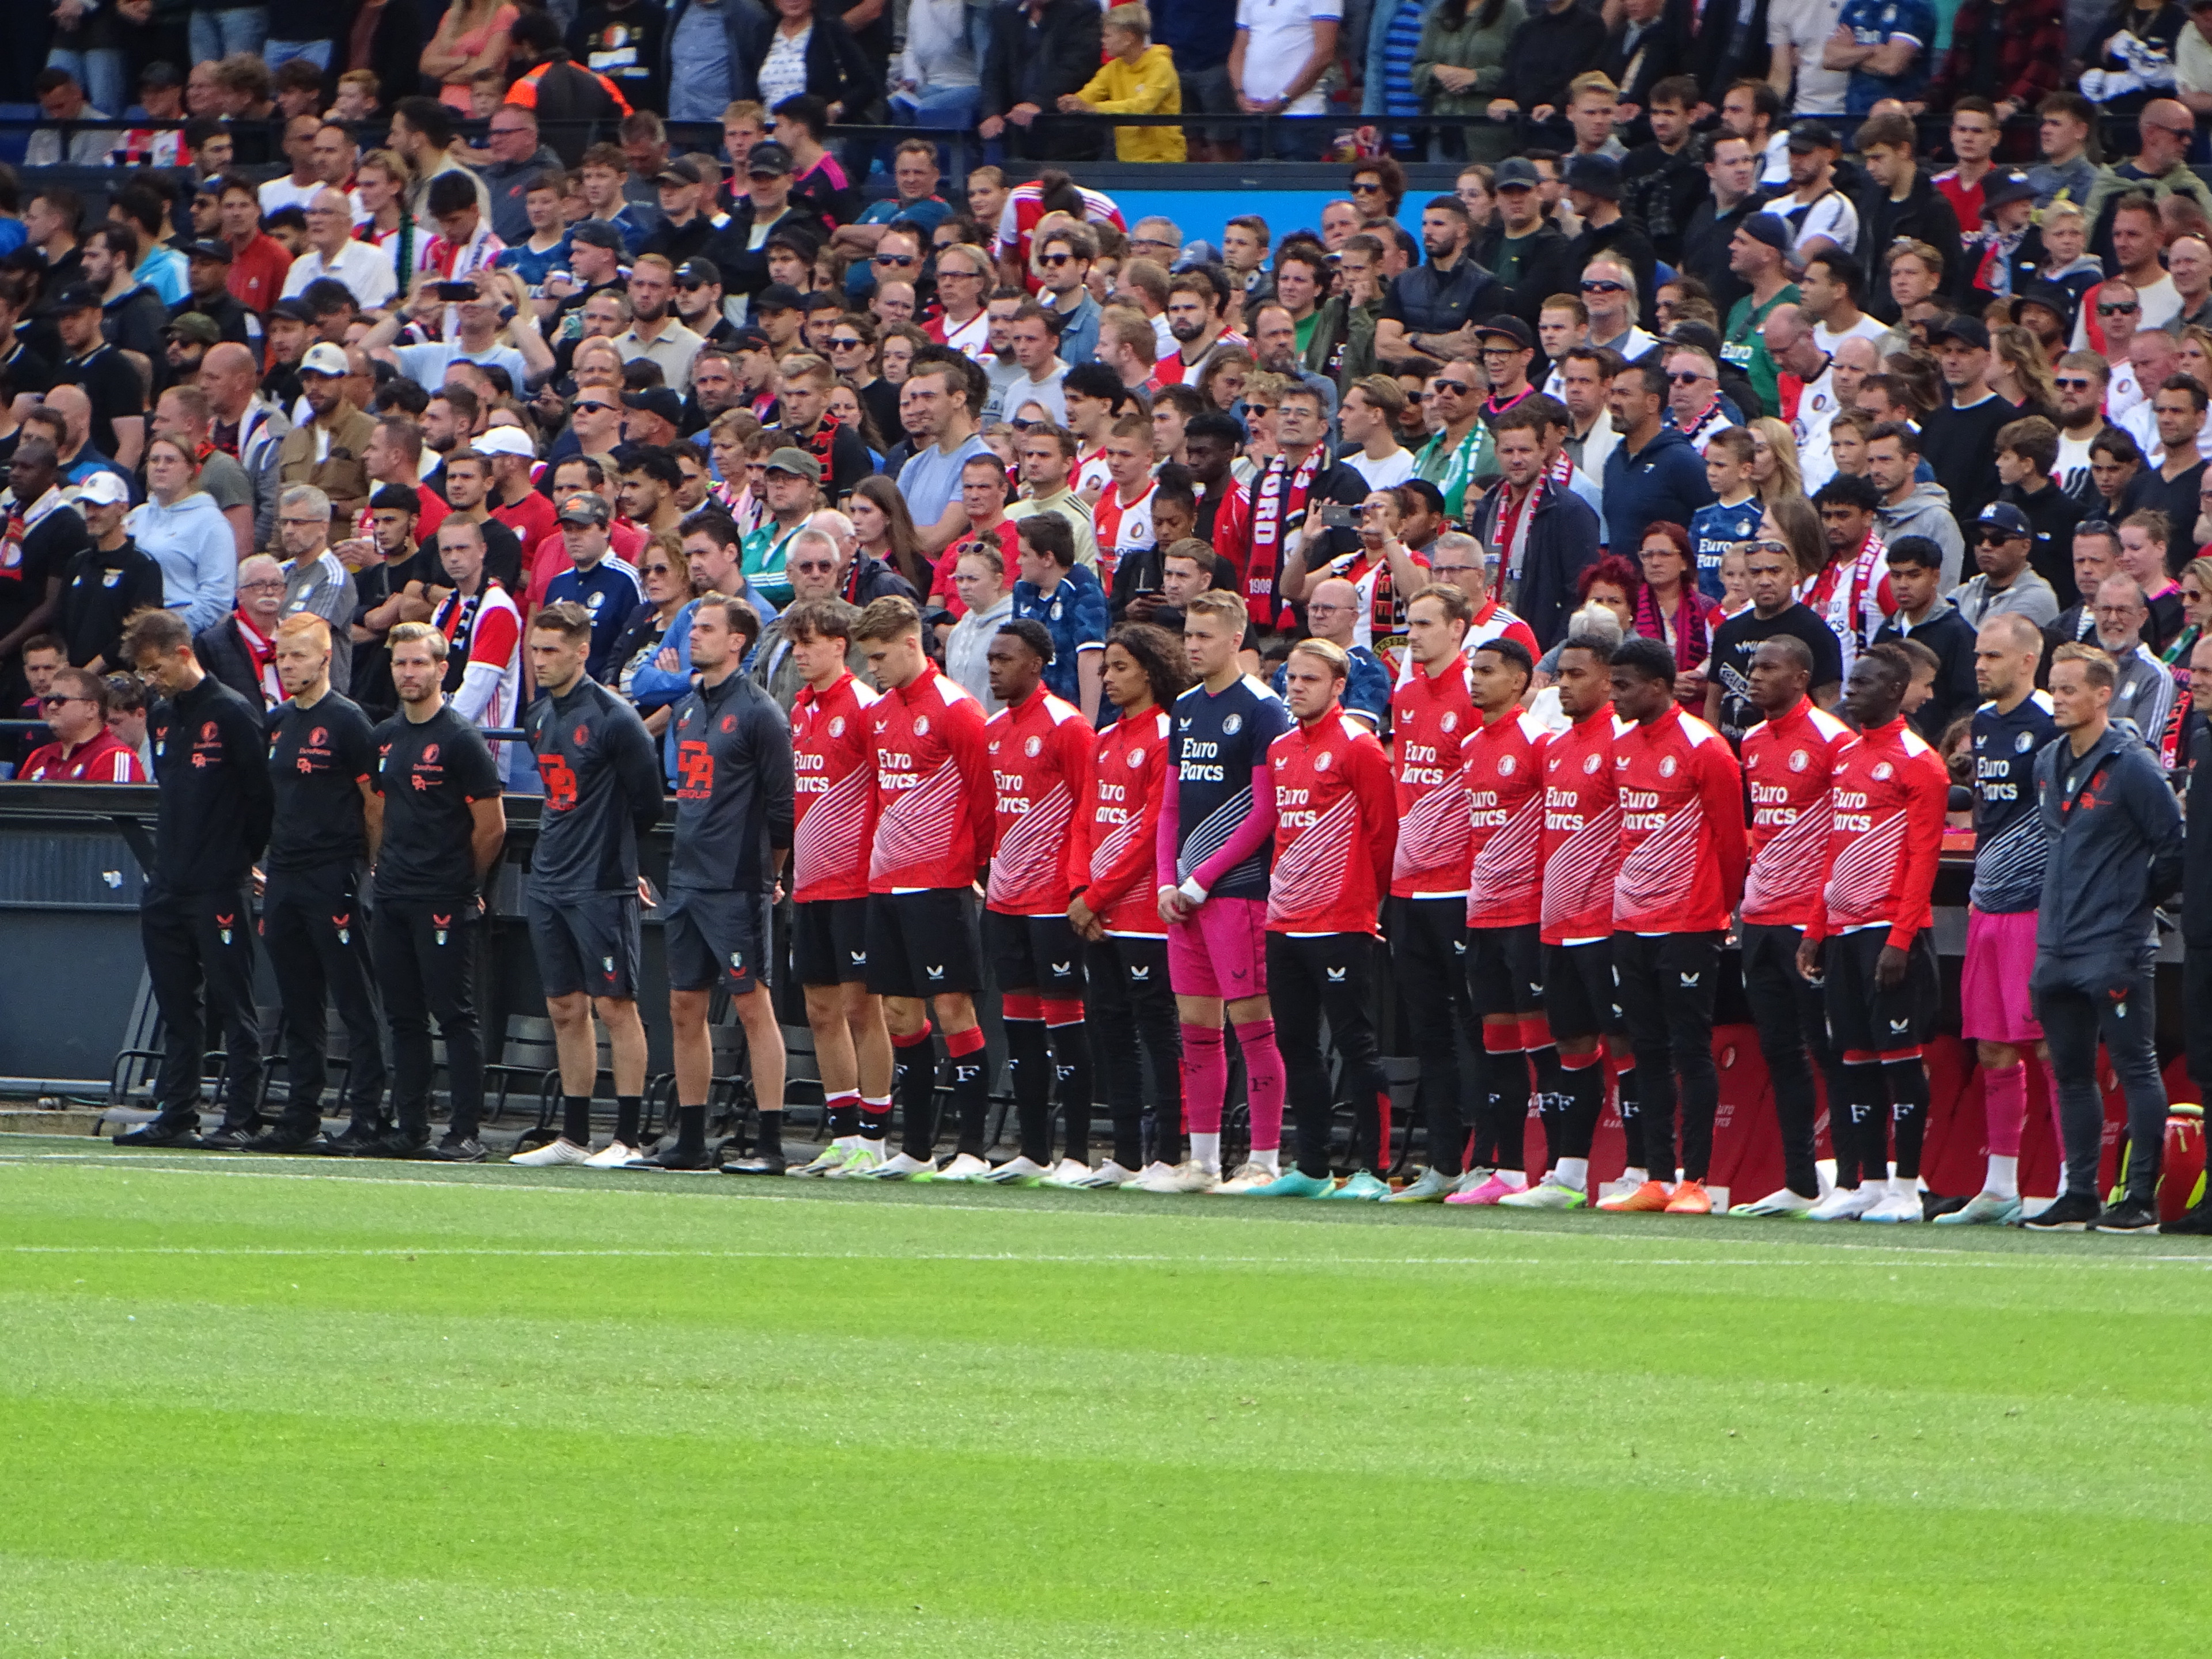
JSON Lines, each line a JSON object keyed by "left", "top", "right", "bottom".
{"left": 361, "top": 1127, "right": 434, "bottom": 1159}
{"left": 196, "top": 1123, "right": 260, "bottom": 1151}
{"left": 111, "top": 1116, "right": 201, "bottom": 1149}
{"left": 631, "top": 1142, "right": 714, "bottom": 1171}
{"left": 2161, "top": 1198, "right": 2212, "bottom": 1236}
{"left": 2091, "top": 1198, "right": 2162, "bottom": 1233}
{"left": 245, "top": 1125, "right": 320, "bottom": 1154}
{"left": 2022, "top": 1191, "right": 2101, "bottom": 1231}
{"left": 313, "top": 1122, "right": 389, "bottom": 1156}
{"left": 719, "top": 1150, "right": 788, "bottom": 1176}
{"left": 1921, "top": 1192, "right": 1968, "bottom": 1222}
{"left": 433, "top": 1134, "right": 487, "bottom": 1163}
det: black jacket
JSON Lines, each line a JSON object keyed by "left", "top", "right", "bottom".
{"left": 1861, "top": 173, "right": 1964, "bottom": 317}
{"left": 1620, "top": 141, "right": 1707, "bottom": 264}
{"left": 732, "top": 6, "right": 881, "bottom": 113}
{"left": 56, "top": 539, "right": 165, "bottom": 668}
{"left": 1499, "top": 1, "right": 1611, "bottom": 115}
{"left": 1677, "top": 187, "right": 1771, "bottom": 321}
{"left": 1875, "top": 601, "right": 1979, "bottom": 743}
{"left": 2185, "top": 713, "right": 2212, "bottom": 945}
{"left": 193, "top": 616, "right": 269, "bottom": 728}
{"left": 1687, "top": 0, "right": 1770, "bottom": 103}
{"left": 1379, "top": 253, "right": 1503, "bottom": 342}
{"left": 1999, "top": 478, "right": 2085, "bottom": 607}
{"left": 147, "top": 670, "right": 272, "bottom": 895}
{"left": 979, "top": 0, "right": 1105, "bottom": 161}
{"left": 715, "top": 202, "right": 830, "bottom": 299}
{"left": 1468, "top": 476, "right": 1601, "bottom": 649}
{"left": 169, "top": 290, "right": 256, "bottom": 346}
{"left": 843, "top": 551, "right": 919, "bottom": 607}
{"left": 2032, "top": 719, "right": 2184, "bottom": 983}
{"left": 1598, "top": 5, "right": 1695, "bottom": 125}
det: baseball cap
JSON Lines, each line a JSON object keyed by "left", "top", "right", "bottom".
{"left": 1562, "top": 154, "right": 1621, "bottom": 200}
{"left": 298, "top": 342, "right": 350, "bottom": 377}
{"left": 730, "top": 324, "right": 772, "bottom": 352}
{"left": 755, "top": 282, "right": 805, "bottom": 313}
{"left": 1787, "top": 120, "right": 1840, "bottom": 151}
{"left": 267, "top": 299, "right": 313, "bottom": 325}
{"left": 620, "top": 386, "right": 685, "bottom": 426}
{"left": 73, "top": 471, "right": 130, "bottom": 508}
{"left": 1473, "top": 315, "right": 1534, "bottom": 349}
{"left": 183, "top": 238, "right": 232, "bottom": 263}
{"left": 1930, "top": 315, "right": 1991, "bottom": 351}
{"left": 746, "top": 141, "right": 794, "bottom": 177}
{"left": 656, "top": 156, "right": 707, "bottom": 188}
{"left": 165, "top": 312, "right": 220, "bottom": 346}
{"left": 673, "top": 257, "right": 721, "bottom": 287}
{"left": 139, "top": 61, "right": 182, "bottom": 89}
{"left": 1738, "top": 211, "right": 1792, "bottom": 253}
{"left": 556, "top": 490, "right": 612, "bottom": 527}
{"left": 1492, "top": 157, "right": 1539, "bottom": 191}
{"left": 1977, "top": 501, "right": 2032, "bottom": 539}
{"left": 1981, "top": 172, "right": 2037, "bottom": 214}
{"left": 763, "top": 446, "right": 822, "bottom": 483}
{"left": 52, "top": 285, "right": 101, "bottom": 314}
{"left": 567, "top": 219, "right": 624, "bottom": 253}
{"left": 471, "top": 424, "right": 537, "bottom": 459}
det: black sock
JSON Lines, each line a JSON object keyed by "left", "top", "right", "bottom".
{"left": 1006, "top": 1019, "right": 1051, "bottom": 1164}
{"left": 951, "top": 1048, "right": 991, "bottom": 1158}
{"left": 1559, "top": 1058, "right": 1605, "bottom": 1160}
{"left": 562, "top": 1094, "right": 590, "bottom": 1144}
{"left": 1615, "top": 1062, "right": 1643, "bottom": 1170}
{"left": 1050, "top": 1021, "right": 1093, "bottom": 1166}
{"left": 897, "top": 1036, "right": 939, "bottom": 1159}
{"left": 826, "top": 1094, "right": 858, "bottom": 1138}
{"left": 1112, "top": 1114, "right": 1145, "bottom": 1172}
{"left": 1530, "top": 1047, "right": 1566, "bottom": 1173}
{"left": 755, "top": 1107, "right": 784, "bottom": 1160}
{"left": 1487, "top": 1059, "right": 1527, "bottom": 1173}
{"left": 1884, "top": 1057, "right": 1929, "bottom": 1181}
{"left": 1845, "top": 1063, "right": 1885, "bottom": 1186}
{"left": 675, "top": 1103, "right": 706, "bottom": 1154}
{"left": 615, "top": 1094, "right": 642, "bottom": 1146}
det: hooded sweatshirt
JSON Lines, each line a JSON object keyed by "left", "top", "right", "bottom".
{"left": 1072, "top": 44, "right": 1187, "bottom": 163}
{"left": 1874, "top": 479, "right": 1967, "bottom": 592}
{"left": 126, "top": 491, "right": 236, "bottom": 635}
{"left": 2031, "top": 718, "right": 2184, "bottom": 987}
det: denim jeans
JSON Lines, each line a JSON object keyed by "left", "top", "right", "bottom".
{"left": 887, "top": 84, "right": 979, "bottom": 174}
{"left": 264, "top": 38, "right": 333, "bottom": 71}
{"left": 189, "top": 5, "right": 269, "bottom": 66}
{"left": 43, "top": 47, "right": 127, "bottom": 119}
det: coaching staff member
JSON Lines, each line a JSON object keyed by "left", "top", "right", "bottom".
{"left": 368, "top": 622, "right": 507, "bottom": 1161}
{"left": 509, "top": 601, "right": 664, "bottom": 1170}
{"left": 252, "top": 613, "right": 392, "bottom": 1155}
{"left": 111, "top": 607, "right": 275, "bottom": 1149}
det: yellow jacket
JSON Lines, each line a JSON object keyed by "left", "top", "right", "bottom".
{"left": 1074, "top": 44, "right": 1187, "bottom": 163}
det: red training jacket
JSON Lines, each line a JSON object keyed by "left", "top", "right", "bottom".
{"left": 1806, "top": 715, "right": 1948, "bottom": 948}
{"left": 1739, "top": 697, "right": 1855, "bottom": 930}
{"left": 1262, "top": 709, "right": 1397, "bottom": 934}
{"left": 1389, "top": 656, "right": 1478, "bottom": 899}
{"left": 1612, "top": 703, "right": 1747, "bottom": 934}
{"left": 791, "top": 671, "right": 882, "bottom": 904}
{"left": 984, "top": 685, "right": 1094, "bottom": 914}
{"left": 1463, "top": 706, "right": 1550, "bottom": 929}
{"left": 1069, "top": 705, "right": 1172, "bottom": 937}
{"left": 867, "top": 669, "right": 994, "bottom": 893}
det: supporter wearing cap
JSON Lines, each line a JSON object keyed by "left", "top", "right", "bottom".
{"left": 1953, "top": 501, "right": 2062, "bottom": 628}
{"left": 1961, "top": 172, "right": 2044, "bottom": 310}
{"left": 1474, "top": 317, "right": 1539, "bottom": 424}
{"left": 1721, "top": 211, "right": 1798, "bottom": 414}
{"left": 753, "top": 282, "right": 810, "bottom": 357}
{"left": 722, "top": 141, "right": 830, "bottom": 302}
{"left": 550, "top": 219, "right": 632, "bottom": 348}
{"left": 55, "top": 470, "right": 164, "bottom": 674}
{"left": 743, "top": 447, "right": 825, "bottom": 609}
{"left": 671, "top": 258, "right": 741, "bottom": 350}
{"left": 543, "top": 492, "right": 644, "bottom": 678}
{"left": 475, "top": 424, "right": 559, "bottom": 555}
{"left": 1478, "top": 160, "right": 1580, "bottom": 328}
{"left": 620, "top": 387, "right": 687, "bottom": 448}
{"left": 643, "top": 156, "right": 739, "bottom": 282}
{"left": 1775, "top": 122, "right": 1859, "bottom": 262}
{"left": 1563, "top": 153, "right": 1658, "bottom": 316}
{"left": 50, "top": 282, "right": 147, "bottom": 474}
{"left": 276, "top": 343, "right": 378, "bottom": 529}
{"left": 1919, "top": 315, "right": 2012, "bottom": 532}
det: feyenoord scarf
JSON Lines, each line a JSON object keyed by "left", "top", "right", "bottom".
{"left": 1246, "top": 445, "right": 1323, "bottom": 626}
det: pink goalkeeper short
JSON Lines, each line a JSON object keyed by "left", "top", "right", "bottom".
{"left": 1166, "top": 895, "right": 1269, "bottom": 1001}
{"left": 1960, "top": 907, "right": 2043, "bottom": 1045}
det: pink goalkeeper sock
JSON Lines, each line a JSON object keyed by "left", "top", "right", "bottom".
{"left": 1235, "top": 1018, "right": 1286, "bottom": 1154}
{"left": 1983, "top": 1062, "right": 2026, "bottom": 1159}
{"left": 1179, "top": 1023, "right": 1226, "bottom": 1137}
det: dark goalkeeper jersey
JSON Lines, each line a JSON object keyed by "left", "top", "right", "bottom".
{"left": 524, "top": 676, "right": 664, "bottom": 899}
{"left": 1969, "top": 688, "right": 2059, "bottom": 914}
{"left": 669, "top": 669, "right": 794, "bottom": 895}
{"left": 266, "top": 690, "right": 375, "bottom": 875}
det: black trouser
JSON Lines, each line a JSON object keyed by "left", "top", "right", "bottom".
{"left": 141, "top": 883, "right": 264, "bottom": 1127}
{"left": 2186, "top": 947, "right": 2212, "bottom": 1101}
{"left": 1739, "top": 922, "right": 1853, "bottom": 1196}
{"left": 1267, "top": 931, "right": 1391, "bottom": 1179}
{"left": 1389, "top": 896, "right": 1469, "bottom": 1177}
{"left": 370, "top": 897, "right": 484, "bottom": 1140}
{"left": 262, "top": 870, "right": 388, "bottom": 1132}
{"left": 2037, "top": 962, "right": 2168, "bottom": 1205}
{"left": 1612, "top": 930, "right": 1721, "bottom": 1184}
{"left": 1083, "top": 933, "right": 1181, "bottom": 1169}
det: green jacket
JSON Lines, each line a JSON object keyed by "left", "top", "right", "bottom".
{"left": 1305, "top": 294, "right": 1384, "bottom": 388}
{"left": 1412, "top": 0, "right": 1525, "bottom": 116}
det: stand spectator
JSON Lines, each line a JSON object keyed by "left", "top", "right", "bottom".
{"left": 982, "top": 0, "right": 1108, "bottom": 161}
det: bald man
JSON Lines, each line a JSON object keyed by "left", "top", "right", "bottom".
{"left": 1272, "top": 576, "right": 1393, "bottom": 732}
{"left": 279, "top": 187, "right": 399, "bottom": 310}
{"left": 200, "top": 340, "right": 291, "bottom": 548}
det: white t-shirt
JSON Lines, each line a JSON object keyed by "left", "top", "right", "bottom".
{"left": 1783, "top": 188, "right": 1859, "bottom": 256}
{"left": 1769, "top": 0, "right": 1852, "bottom": 114}
{"left": 1813, "top": 313, "right": 1890, "bottom": 355}
{"left": 1006, "top": 365, "right": 1070, "bottom": 427}
{"left": 1345, "top": 445, "right": 1416, "bottom": 491}
{"left": 2180, "top": 18, "right": 2212, "bottom": 99}
{"left": 259, "top": 175, "right": 322, "bottom": 217}
{"left": 280, "top": 239, "right": 399, "bottom": 310}
{"left": 1234, "top": 0, "right": 1345, "bottom": 112}
{"left": 2073, "top": 275, "right": 2181, "bottom": 350}
{"left": 2053, "top": 429, "right": 2099, "bottom": 500}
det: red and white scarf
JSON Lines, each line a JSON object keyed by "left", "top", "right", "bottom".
{"left": 1, "top": 486, "right": 63, "bottom": 581}
{"left": 233, "top": 610, "right": 282, "bottom": 707}
{"left": 1247, "top": 444, "right": 1324, "bottom": 628}
{"left": 1800, "top": 530, "right": 1890, "bottom": 673}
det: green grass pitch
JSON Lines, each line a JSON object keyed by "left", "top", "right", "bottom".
{"left": 2, "top": 1138, "right": 2209, "bottom": 1658}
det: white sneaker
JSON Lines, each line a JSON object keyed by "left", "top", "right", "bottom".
{"left": 926, "top": 1152, "right": 993, "bottom": 1182}
{"left": 981, "top": 1154, "right": 1050, "bottom": 1185}
{"left": 1861, "top": 1188, "right": 1925, "bottom": 1224}
{"left": 1495, "top": 1173, "right": 1586, "bottom": 1209}
{"left": 1036, "top": 1157, "right": 1096, "bottom": 1188}
{"left": 826, "top": 1142, "right": 886, "bottom": 1179}
{"left": 789, "top": 1139, "right": 858, "bottom": 1177}
{"left": 581, "top": 1139, "right": 640, "bottom": 1168}
{"left": 1065, "top": 1160, "right": 1143, "bottom": 1189}
{"left": 1211, "top": 1161, "right": 1281, "bottom": 1194}
{"left": 1129, "top": 1159, "right": 1218, "bottom": 1194}
{"left": 1596, "top": 1172, "right": 1647, "bottom": 1205}
{"left": 1729, "top": 1186, "right": 1817, "bottom": 1218}
{"left": 860, "top": 1150, "right": 935, "bottom": 1180}
{"left": 510, "top": 1137, "right": 590, "bottom": 1166}
{"left": 1450, "top": 1166, "right": 1497, "bottom": 1197}
{"left": 1806, "top": 1184, "right": 1879, "bottom": 1221}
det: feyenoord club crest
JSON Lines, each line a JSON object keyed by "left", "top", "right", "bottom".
{"left": 1498, "top": 755, "right": 1516, "bottom": 775}
{"left": 914, "top": 715, "right": 930, "bottom": 737}
{"left": 216, "top": 913, "right": 233, "bottom": 945}
{"left": 433, "top": 914, "right": 450, "bottom": 946}
{"left": 2016, "top": 730, "right": 2035, "bottom": 752}
{"left": 1790, "top": 749, "right": 1809, "bottom": 772}
{"left": 1441, "top": 711, "right": 1457, "bottom": 733}
{"left": 574, "top": 724, "right": 590, "bottom": 746}
{"left": 721, "top": 714, "right": 737, "bottom": 732}
{"left": 1584, "top": 753, "right": 1603, "bottom": 774}
{"left": 1659, "top": 756, "right": 1677, "bottom": 778}
{"left": 830, "top": 715, "right": 846, "bottom": 737}
{"left": 423, "top": 743, "right": 440, "bottom": 764}
{"left": 1316, "top": 751, "right": 1332, "bottom": 771}
{"left": 1127, "top": 748, "right": 1143, "bottom": 768}
{"left": 1024, "top": 734, "right": 1042, "bottom": 757}
{"left": 1222, "top": 713, "right": 1243, "bottom": 734}
{"left": 310, "top": 727, "right": 328, "bottom": 747}
{"left": 1873, "top": 761, "right": 1893, "bottom": 780}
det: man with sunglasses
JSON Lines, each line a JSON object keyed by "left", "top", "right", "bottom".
{"left": 1410, "top": 358, "right": 1495, "bottom": 521}
{"left": 2051, "top": 352, "right": 2113, "bottom": 504}
{"left": 1035, "top": 224, "right": 1103, "bottom": 368}
{"left": 2077, "top": 198, "right": 2177, "bottom": 351}
{"left": 17, "top": 667, "right": 142, "bottom": 781}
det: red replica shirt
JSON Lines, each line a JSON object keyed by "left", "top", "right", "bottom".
{"left": 1540, "top": 706, "right": 1626, "bottom": 945}
{"left": 1463, "top": 707, "right": 1550, "bottom": 928}
{"left": 1612, "top": 703, "right": 1746, "bottom": 934}
{"left": 1069, "top": 705, "right": 1172, "bottom": 937}
{"left": 868, "top": 669, "right": 994, "bottom": 893}
{"left": 1388, "top": 657, "right": 1477, "bottom": 899}
{"left": 984, "top": 685, "right": 1094, "bottom": 915}
{"left": 1739, "top": 698, "right": 1855, "bottom": 929}
{"left": 1263, "top": 710, "right": 1397, "bottom": 934}
{"left": 1807, "top": 715, "right": 1948, "bottom": 948}
{"left": 493, "top": 490, "right": 559, "bottom": 561}
{"left": 791, "top": 671, "right": 881, "bottom": 904}
{"left": 1092, "top": 479, "right": 1157, "bottom": 591}
{"left": 228, "top": 232, "right": 293, "bottom": 313}
{"left": 18, "top": 729, "right": 144, "bottom": 782}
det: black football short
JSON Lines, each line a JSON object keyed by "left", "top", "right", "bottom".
{"left": 1820, "top": 926, "right": 1940, "bottom": 1057}
{"left": 1542, "top": 938, "right": 1622, "bottom": 1044}
{"left": 1467, "top": 921, "right": 1546, "bottom": 1018}
{"left": 864, "top": 888, "right": 983, "bottom": 998}
{"left": 662, "top": 886, "right": 773, "bottom": 995}
{"left": 792, "top": 896, "right": 872, "bottom": 986}
{"left": 984, "top": 907, "right": 1085, "bottom": 996}
{"left": 527, "top": 890, "right": 641, "bottom": 999}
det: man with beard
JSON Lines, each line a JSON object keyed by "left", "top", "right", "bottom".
{"left": 1157, "top": 270, "right": 1241, "bottom": 388}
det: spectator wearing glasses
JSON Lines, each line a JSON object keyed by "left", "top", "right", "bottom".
{"left": 2086, "top": 107, "right": 2212, "bottom": 263}
{"left": 476, "top": 107, "right": 567, "bottom": 249}
{"left": 18, "top": 666, "right": 143, "bottom": 781}
{"left": 2089, "top": 573, "right": 2178, "bottom": 741}
{"left": 1953, "top": 502, "right": 2063, "bottom": 630}
{"left": 281, "top": 189, "right": 400, "bottom": 312}
{"left": 196, "top": 552, "right": 293, "bottom": 717}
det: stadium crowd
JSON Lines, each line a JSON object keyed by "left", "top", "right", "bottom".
{"left": 5, "top": 0, "right": 2212, "bottom": 1232}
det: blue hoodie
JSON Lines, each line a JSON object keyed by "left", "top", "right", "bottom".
{"left": 1601, "top": 423, "right": 1716, "bottom": 555}
{"left": 126, "top": 490, "right": 235, "bottom": 635}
